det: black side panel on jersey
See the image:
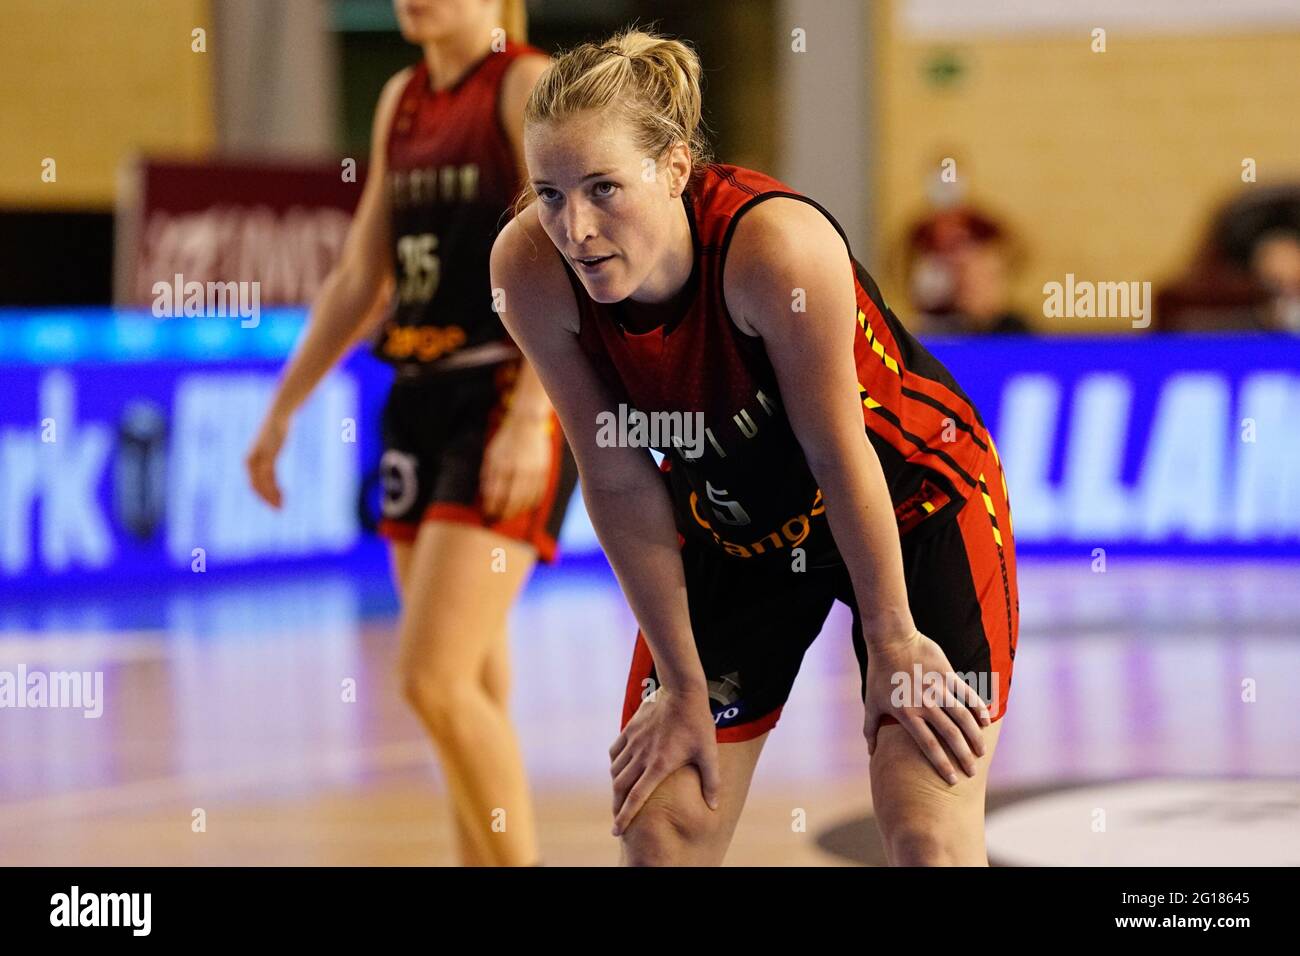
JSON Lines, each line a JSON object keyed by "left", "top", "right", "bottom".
{"left": 852, "top": 259, "right": 988, "bottom": 433}
{"left": 716, "top": 188, "right": 987, "bottom": 436}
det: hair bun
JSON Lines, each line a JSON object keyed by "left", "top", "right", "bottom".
{"left": 524, "top": 28, "right": 713, "bottom": 182}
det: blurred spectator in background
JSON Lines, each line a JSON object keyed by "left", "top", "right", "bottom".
{"left": 902, "top": 206, "right": 1032, "bottom": 336}
{"left": 1157, "top": 185, "right": 1300, "bottom": 333}
{"left": 1247, "top": 229, "right": 1300, "bottom": 332}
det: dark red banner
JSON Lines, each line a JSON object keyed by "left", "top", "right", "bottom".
{"left": 115, "top": 157, "right": 368, "bottom": 306}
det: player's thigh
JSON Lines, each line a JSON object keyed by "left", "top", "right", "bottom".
{"left": 388, "top": 539, "right": 413, "bottom": 599}
{"left": 621, "top": 732, "right": 769, "bottom": 859}
{"left": 397, "top": 521, "right": 536, "bottom": 677}
{"left": 622, "top": 542, "right": 841, "bottom": 740}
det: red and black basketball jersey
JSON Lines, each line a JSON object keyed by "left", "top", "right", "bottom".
{"left": 376, "top": 41, "right": 543, "bottom": 368}
{"left": 565, "top": 163, "right": 997, "bottom": 567}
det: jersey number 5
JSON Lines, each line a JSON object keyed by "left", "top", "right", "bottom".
{"left": 706, "top": 481, "right": 751, "bottom": 526}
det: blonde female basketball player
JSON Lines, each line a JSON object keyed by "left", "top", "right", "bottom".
{"left": 246, "top": 0, "right": 575, "bottom": 866}
{"left": 490, "top": 30, "right": 1018, "bottom": 865}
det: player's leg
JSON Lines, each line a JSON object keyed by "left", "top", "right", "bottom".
{"left": 618, "top": 732, "right": 768, "bottom": 866}
{"left": 378, "top": 379, "right": 499, "bottom": 864}
{"left": 388, "top": 537, "right": 515, "bottom": 866}
{"left": 396, "top": 521, "right": 540, "bottom": 866}
{"left": 858, "top": 461, "right": 1018, "bottom": 866}
{"left": 615, "top": 546, "right": 841, "bottom": 866}
{"left": 381, "top": 362, "right": 574, "bottom": 865}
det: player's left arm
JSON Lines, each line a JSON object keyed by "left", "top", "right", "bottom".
{"left": 725, "top": 199, "right": 990, "bottom": 780}
{"left": 724, "top": 199, "right": 915, "bottom": 649}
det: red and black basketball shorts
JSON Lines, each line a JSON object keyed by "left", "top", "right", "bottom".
{"left": 376, "top": 359, "right": 578, "bottom": 562}
{"left": 621, "top": 462, "right": 1019, "bottom": 742}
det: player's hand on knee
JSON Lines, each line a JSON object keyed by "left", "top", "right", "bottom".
{"left": 608, "top": 684, "right": 721, "bottom": 837}
{"left": 862, "top": 629, "right": 991, "bottom": 785}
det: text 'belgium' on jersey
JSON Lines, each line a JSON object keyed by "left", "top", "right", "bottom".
{"left": 376, "top": 40, "right": 542, "bottom": 368}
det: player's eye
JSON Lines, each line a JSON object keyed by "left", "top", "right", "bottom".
{"left": 593, "top": 181, "right": 618, "bottom": 199}
{"left": 537, "top": 187, "right": 561, "bottom": 204}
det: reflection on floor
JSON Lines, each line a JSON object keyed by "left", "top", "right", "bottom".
{"left": 1, "top": 558, "right": 1296, "bottom": 865}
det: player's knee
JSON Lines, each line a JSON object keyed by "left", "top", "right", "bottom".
{"left": 883, "top": 824, "right": 965, "bottom": 866}
{"left": 621, "top": 786, "right": 716, "bottom": 866}
{"left": 481, "top": 656, "right": 510, "bottom": 705}
{"left": 401, "top": 668, "right": 476, "bottom": 739}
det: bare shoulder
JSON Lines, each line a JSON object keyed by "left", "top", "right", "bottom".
{"left": 728, "top": 197, "right": 846, "bottom": 282}
{"left": 371, "top": 66, "right": 415, "bottom": 139}
{"left": 724, "top": 197, "right": 850, "bottom": 330}
{"left": 492, "top": 204, "right": 579, "bottom": 334}
{"left": 501, "top": 52, "right": 551, "bottom": 106}
{"left": 500, "top": 53, "right": 551, "bottom": 157}
{"left": 378, "top": 66, "right": 415, "bottom": 113}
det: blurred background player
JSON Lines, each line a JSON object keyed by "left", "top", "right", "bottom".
{"left": 246, "top": 0, "right": 574, "bottom": 866}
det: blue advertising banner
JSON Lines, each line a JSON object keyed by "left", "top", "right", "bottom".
{"left": 2, "top": 309, "right": 1298, "bottom": 593}
{"left": 0, "top": 324, "right": 393, "bottom": 593}
{"left": 927, "top": 335, "right": 1300, "bottom": 556}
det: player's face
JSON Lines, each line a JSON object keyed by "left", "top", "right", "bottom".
{"left": 527, "top": 111, "right": 687, "bottom": 304}
{"left": 394, "top": 0, "right": 492, "bottom": 44}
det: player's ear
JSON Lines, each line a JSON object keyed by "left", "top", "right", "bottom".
{"left": 665, "top": 142, "right": 692, "bottom": 198}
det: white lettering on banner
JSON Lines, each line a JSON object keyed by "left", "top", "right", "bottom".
{"left": 134, "top": 206, "right": 351, "bottom": 305}
{"left": 1233, "top": 373, "right": 1300, "bottom": 539}
{"left": 0, "top": 371, "right": 112, "bottom": 574}
{"left": 1063, "top": 375, "right": 1133, "bottom": 539}
{"left": 1136, "top": 375, "right": 1229, "bottom": 541}
{"left": 996, "top": 374, "right": 1059, "bottom": 539}
{"left": 999, "top": 371, "right": 1300, "bottom": 542}
{"left": 167, "top": 373, "right": 359, "bottom": 562}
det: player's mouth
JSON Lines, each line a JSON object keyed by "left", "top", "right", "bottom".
{"left": 573, "top": 253, "right": 615, "bottom": 273}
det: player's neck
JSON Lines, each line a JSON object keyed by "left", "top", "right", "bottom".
{"left": 628, "top": 198, "right": 694, "bottom": 306}
{"left": 422, "top": 30, "right": 496, "bottom": 91}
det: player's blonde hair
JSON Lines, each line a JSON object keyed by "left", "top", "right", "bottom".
{"left": 523, "top": 27, "right": 712, "bottom": 175}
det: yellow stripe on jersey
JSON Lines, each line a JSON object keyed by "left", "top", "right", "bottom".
{"left": 978, "top": 472, "right": 1004, "bottom": 548}
{"left": 859, "top": 308, "right": 901, "bottom": 377}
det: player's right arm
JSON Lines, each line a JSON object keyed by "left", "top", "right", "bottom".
{"left": 246, "top": 69, "right": 409, "bottom": 508}
{"left": 490, "top": 207, "right": 721, "bottom": 831}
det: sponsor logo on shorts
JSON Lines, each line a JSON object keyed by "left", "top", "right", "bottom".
{"left": 708, "top": 672, "right": 744, "bottom": 726}
{"left": 380, "top": 449, "right": 418, "bottom": 518}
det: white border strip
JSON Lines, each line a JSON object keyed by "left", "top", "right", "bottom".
{"left": 901, "top": 0, "right": 1300, "bottom": 39}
